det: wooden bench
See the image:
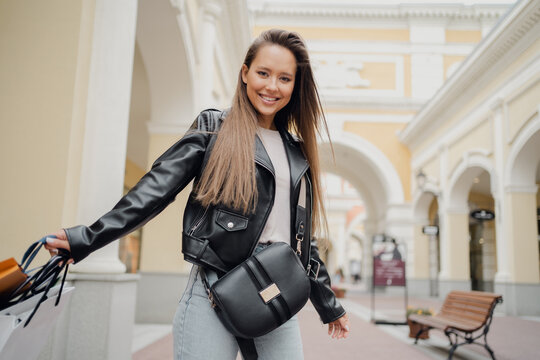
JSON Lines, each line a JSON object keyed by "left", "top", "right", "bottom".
{"left": 409, "top": 290, "right": 503, "bottom": 359}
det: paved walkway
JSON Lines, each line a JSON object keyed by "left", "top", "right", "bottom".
{"left": 132, "top": 288, "right": 540, "bottom": 360}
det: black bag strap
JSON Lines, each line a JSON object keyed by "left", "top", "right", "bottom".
{"left": 236, "top": 336, "right": 258, "bottom": 360}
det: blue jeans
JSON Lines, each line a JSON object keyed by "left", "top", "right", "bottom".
{"left": 173, "top": 247, "right": 304, "bottom": 359}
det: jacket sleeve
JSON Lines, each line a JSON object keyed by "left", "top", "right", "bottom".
{"left": 309, "top": 238, "right": 346, "bottom": 324}
{"left": 64, "top": 110, "right": 217, "bottom": 263}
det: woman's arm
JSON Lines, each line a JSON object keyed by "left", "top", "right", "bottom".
{"left": 50, "top": 110, "right": 219, "bottom": 263}
{"left": 308, "top": 238, "right": 349, "bottom": 338}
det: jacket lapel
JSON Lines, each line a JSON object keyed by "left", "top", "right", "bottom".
{"left": 278, "top": 129, "right": 309, "bottom": 191}
{"left": 254, "top": 135, "right": 275, "bottom": 175}
{"left": 255, "top": 125, "right": 309, "bottom": 194}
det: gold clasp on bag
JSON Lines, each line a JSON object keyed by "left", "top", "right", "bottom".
{"left": 259, "top": 283, "right": 281, "bottom": 304}
{"left": 295, "top": 222, "right": 304, "bottom": 256}
{"left": 207, "top": 291, "right": 217, "bottom": 308}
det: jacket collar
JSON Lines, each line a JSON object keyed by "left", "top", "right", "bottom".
{"left": 254, "top": 125, "right": 309, "bottom": 192}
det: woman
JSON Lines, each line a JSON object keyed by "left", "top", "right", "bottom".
{"left": 45, "top": 29, "right": 349, "bottom": 359}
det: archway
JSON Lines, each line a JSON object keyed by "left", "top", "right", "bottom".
{"left": 448, "top": 158, "right": 497, "bottom": 292}
{"left": 319, "top": 131, "right": 405, "bottom": 284}
{"left": 322, "top": 172, "right": 365, "bottom": 282}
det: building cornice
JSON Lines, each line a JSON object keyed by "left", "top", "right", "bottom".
{"left": 400, "top": 0, "right": 540, "bottom": 148}
{"left": 249, "top": 1, "right": 510, "bottom": 20}
{"left": 322, "top": 94, "right": 425, "bottom": 112}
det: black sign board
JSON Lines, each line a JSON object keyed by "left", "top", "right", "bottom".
{"left": 422, "top": 225, "right": 438, "bottom": 236}
{"left": 470, "top": 209, "right": 495, "bottom": 221}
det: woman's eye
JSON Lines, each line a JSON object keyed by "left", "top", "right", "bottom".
{"left": 257, "top": 71, "right": 268, "bottom": 77}
{"left": 281, "top": 77, "right": 292, "bottom": 83}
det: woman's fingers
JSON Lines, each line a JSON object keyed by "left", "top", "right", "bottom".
{"left": 327, "top": 313, "right": 350, "bottom": 339}
{"left": 52, "top": 229, "right": 68, "bottom": 241}
{"left": 46, "top": 236, "right": 71, "bottom": 251}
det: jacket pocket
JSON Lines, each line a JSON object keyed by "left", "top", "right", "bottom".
{"left": 215, "top": 209, "right": 248, "bottom": 232}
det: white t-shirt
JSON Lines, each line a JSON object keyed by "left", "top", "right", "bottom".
{"left": 257, "top": 127, "right": 291, "bottom": 245}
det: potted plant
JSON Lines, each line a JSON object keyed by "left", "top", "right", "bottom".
{"left": 406, "top": 307, "right": 432, "bottom": 339}
{"left": 331, "top": 285, "right": 346, "bottom": 298}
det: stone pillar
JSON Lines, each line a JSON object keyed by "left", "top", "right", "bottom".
{"left": 363, "top": 220, "right": 377, "bottom": 289}
{"left": 438, "top": 205, "right": 471, "bottom": 297}
{"left": 71, "top": 0, "right": 138, "bottom": 274}
{"left": 409, "top": 222, "right": 431, "bottom": 297}
{"left": 497, "top": 189, "right": 540, "bottom": 315}
{"left": 492, "top": 101, "right": 512, "bottom": 283}
{"left": 198, "top": 0, "right": 222, "bottom": 109}
{"left": 411, "top": 222, "right": 430, "bottom": 279}
{"left": 40, "top": 1, "right": 140, "bottom": 359}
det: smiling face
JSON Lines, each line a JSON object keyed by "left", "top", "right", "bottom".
{"left": 241, "top": 44, "right": 297, "bottom": 129}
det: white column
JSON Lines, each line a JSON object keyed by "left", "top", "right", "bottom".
{"left": 71, "top": 0, "right": 138, "bottom": 274}
{"left": 492, "top": 100, "right": 512, "bottom": 282}
{"left": 409, "top": 21, "right": 445, "bottom": 99}
{"left": 335, "top": 217, "right": 347, "bottom": 272}
{"left": 198, "top": 0, "right": 222, "bottom": 109}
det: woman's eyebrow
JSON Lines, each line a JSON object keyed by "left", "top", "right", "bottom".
{"left": 256, "top": 66, "right": 294, "bottom": 77}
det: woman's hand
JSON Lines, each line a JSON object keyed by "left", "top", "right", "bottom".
{"left": 44, "top": 229, "right": 74, "bottom": 264}
{"left": 328, "top": 313, "right": 349, "bottom": 339}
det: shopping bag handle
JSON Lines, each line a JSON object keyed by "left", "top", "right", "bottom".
{"left": 8, "top": 237, "right": 71, "bottom": 327}
{"left": 20, "top": 236, "right": 53, "bottom": 271}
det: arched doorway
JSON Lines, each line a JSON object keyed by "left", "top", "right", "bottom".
{"left": 448, "top": 160, "right": 498, "bottom": 293}
{"left": 413, "top": 186, "right": 441, "bottom": 297}
{"left": 467, "top": 170, "right": 497, "bottom": 292}
{"left": 319, "top": 131, "right": 405, "bottom": 285}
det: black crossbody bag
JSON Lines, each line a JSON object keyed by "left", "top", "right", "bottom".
{"left": 200, "top": 176, "right": 319, "bottom": 360}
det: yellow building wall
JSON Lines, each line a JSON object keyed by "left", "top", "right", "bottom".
{"left": 404, "top": 55, "right": 412, "bottom": 97}
{"left": 124, "top": 158, "right": 146, "bottom": 189}
{"left": 138, "top": 134, "right": 193, "bottom": 274}
{"left": 413, "top": 225, "right": 430, "bottom": 279}
{"left": 0, "top": 0, "right": 89, "bottom": 263}
{"left": 442, "top": 213, "right": 470, "bottom": 280}
{"left": 414, "top": 37, "right": 540, "bottom": 157}
{"left": 359, "top": 62, "right": 396, "bottom": 90}
{"left": 252, "top": 26, "right": 410, "bottom": 42}
{"left": 445, "top": 30, "right": 482, "bottom": 43}
{"left": 505, "top": 192, "right": 540, "bottom": 283}
{"left": 343, "top": 122, "right": 411, "bottom": 201}
{"left": 507, "top": 79, "right": 540, "bottom": 142}
{"left": 448, "top": 119, "right": 493, "bottom": 175}
{"left": 422, "top": 157, "right": 440, "bottom": 187}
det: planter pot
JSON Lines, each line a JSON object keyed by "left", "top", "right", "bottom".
{"left": 331, "top": 286, "right": 346, "bottom": 298}
{"left": 407, "top": 319, "right": 429, "bottom": 339}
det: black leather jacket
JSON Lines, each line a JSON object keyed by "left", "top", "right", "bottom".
{"left": 65, "top": 109, "right": 345, "bottom": 324}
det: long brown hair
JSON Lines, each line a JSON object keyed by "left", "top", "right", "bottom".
{"left": 195, "top": 29, "right": 331, "bottom": 247}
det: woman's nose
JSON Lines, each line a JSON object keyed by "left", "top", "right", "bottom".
{"left": 265, "top": 77, "right": 278, "bottom": 92}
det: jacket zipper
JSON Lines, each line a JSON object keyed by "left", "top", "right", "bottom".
{"left": 304, "top": 174, "right": 313, "bottom": 265}
{"left": 188, "top": 207, "right": 208, "bottom": 236}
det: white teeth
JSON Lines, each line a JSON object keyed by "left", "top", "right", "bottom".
{"left": 260, "top": 95, "right": 278, "bottom": 101}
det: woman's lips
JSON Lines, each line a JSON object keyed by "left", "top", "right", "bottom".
{"left": 259, "top": 94, "right": 279, "bottom": 104}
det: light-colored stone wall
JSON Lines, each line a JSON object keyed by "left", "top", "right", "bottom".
{"left": 0, "top": 0, "right": 90, "bottom": 262}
